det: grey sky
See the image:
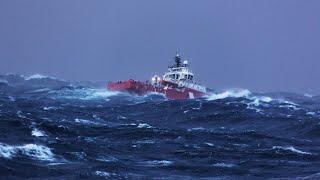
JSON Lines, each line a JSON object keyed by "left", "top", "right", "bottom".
{"left": 0, "top": 0, "right": 319, "bottom": 94}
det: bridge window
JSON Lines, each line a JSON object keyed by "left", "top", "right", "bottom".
{"left": 187, "top": 75, "right": 194, "bottom": 80}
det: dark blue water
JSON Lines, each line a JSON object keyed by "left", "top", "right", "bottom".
{"left": 1, "top": 74, "right": 320, "bottom": 179}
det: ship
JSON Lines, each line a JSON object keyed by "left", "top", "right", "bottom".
{"left": 107, "top": 53, "right": 209, "bottom": 100}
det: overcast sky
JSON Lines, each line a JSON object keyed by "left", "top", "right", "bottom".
{"left": 0, "top": 0, "right": 319, "bottom": 94}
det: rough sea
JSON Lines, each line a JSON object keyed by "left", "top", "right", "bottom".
{"left": 0, "top": 74, "right": 320, "bottom": 179}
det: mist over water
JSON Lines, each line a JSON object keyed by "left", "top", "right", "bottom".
{"left": 1, "top": 74, "right": 320, "bottom": 179}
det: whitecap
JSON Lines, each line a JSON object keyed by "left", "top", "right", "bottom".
{"left": 213, "top": 163, "right": 236, "bottom": 168}
{"left": 248, "top": 96, "right": 273, "bottom": 106}
{"left": 22, "top": 144, "right": 55, "bottom": 161}
{"left": 183, "top": 110, "right": 190, "bottom": 114}
{"left": 0, "top": 143, "right": 17, "bottom": 159}
{"left": 0, "top": 143, "right": 55, "bottom": 161}
{"left": 30, "top": 88, "right": 51, "bottom": 93}
{"left": 48, "top": 162, "right": 67, "bottom": 166}
{"left": 306, "top": 112, "right": 316, "bottom": 116}
{"left": 95, "top": 171, "right": 111, "bottom": 177}
{"left": 89, "top": 89, "right": 120, "bottom": 99}
{"left": 279, "top": 104, "right": 301, "bottom": 111}
{"left": 145, "top": 160, "right": 173, "bottom": 166}
{"left": 207, "top": 89, "right": 251, "bottom": 101}
{"left": 272, "top": 146, "right": 312, "bottom": 155}
{"left": 96, "top": 155, "right": 118, "bottom": 162}
{"left": 205, "top": 142, "right": 214, "bottom": 147}
{"left": 137, "top": 123, "right": 152, "bottom": 128}
{"left": 32, "top": 128, "right": 47, "bottom": 137}
{"left": 117, "top": 115, "right": 127, "bottom": 120}
{"left": 75, "top": 118, "right": 102, "bottom": 125}
{"left": 304, "top": 93, "right": 313, "bottom": 98}
{"left": 25, "top": 74, "right": 58, "bottom": 81}
{"left": 279, "top": 99, "right": 299, "bottom": 107}
{"left": 143, "top": 92, "right": 166, "bottom": 98}
{"left": 54, "top": 88, "right": 119, "bottom": 100}
{"left": 206, "top": 89, "right": 301, "bottom": 113}
{"left": 17, "top": 111, "right": 26, "bottom": 118}
{"left": 43, "top": 106, "right": 58, "bottom": 111}
{"left": 188, "top": 127, "right": 206, "bottom": 131}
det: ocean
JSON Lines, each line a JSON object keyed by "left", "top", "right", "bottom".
{"left": 0, "top": 74, "right": 319, "bottom": 179}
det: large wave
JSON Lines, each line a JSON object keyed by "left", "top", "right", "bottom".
{"left": 1, "top": 73, "right": 320, "bottom": 179}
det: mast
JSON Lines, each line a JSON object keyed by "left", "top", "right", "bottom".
{"left": 175, "top": 53, "right": 182, "bottom": 67}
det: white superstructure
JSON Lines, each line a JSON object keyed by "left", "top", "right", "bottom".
{"left": 162, "top": 54, "right": 206, "bottom": 93}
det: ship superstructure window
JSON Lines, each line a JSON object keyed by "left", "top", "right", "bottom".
{"left": 176, "top": 74, "right": 180, "bottom": 79}
{"left": 187, "top": 75, "right": 193, "bottom": 80}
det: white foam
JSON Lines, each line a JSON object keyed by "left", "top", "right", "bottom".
{"left": 25, "top": 74, "right": 57, "bottom": 80}
{"left": 55, "top": 88, "right": 119, "bottom": 100}
{"left": 143, "top": 92, "right": 166, "bottom": 98}
{"left": 207, "top": 89, "right": 251, "bottom": 101}
{"left": 272, "top": 146, "right": 312, "bottom": 155}
{"left": 279, "top": 104, "right": 301, "bottom": 111}
{"left": 188, "top": 127, "right": 206, "bottom": 131}
{"left": 146, "top": 160, "right": 173, "bottom": 166}
{"left": 206, "top": 89, "right": 301, "bottom": 112}
{"left": 32, "top": 128, "right": 47, "bottom": 137}
{"left": 21, "top": 144, "right": 55, "bottom": 161}
{"left": 75, "top": 118, "right": 101, "bottom": 125}
{"left": 30, "top": 88, "right": 51, "bottom": 93}
{"left": 205, "top": 142, "right": 214, "bottom": 147}
{"left": 89, "top": 89, "right": 119, "bottom": 99}
{"left": 96, "top": 155, "right": 118, "bottom": 162}
{"left": 306, "top": 112, "right": 316, "bottom": 116}
{"left": 213, "top": 163, "right": 236, "bottom": 168}
{"left": 17, "top": 111, "right": 26, "bottom": 118}
{"left": 95, "top": 171, "right": 110, "bottom": 177}
{"left": 249, "top": 96, "right": 273, "bottom": 106}
{"left": 304, "top": 93, "right": 313, "bottom": 98}
{"left": 0, "top": 143, "right": 55, "bottom": 161}
{"left": 43, "top": 106, "right": 58, "bottom": 111}
{"left": 0, "top": 143, "right": 17, "bottom": 159}
{"left": 137, "top": 123, "right": 152, "bottom": 128}
{"left": 117, "top": 115, "right": 127, "bottom": 120}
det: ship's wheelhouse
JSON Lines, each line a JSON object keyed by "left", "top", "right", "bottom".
{"left": 156, "top": 53, "right": 207, "bottom": 93}
{"left": 163, "top": 67, "right": 194, "bottom": 82}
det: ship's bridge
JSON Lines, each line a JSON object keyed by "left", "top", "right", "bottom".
{"left": 163, "top": 66, "right": 194, "bottom": 83}
{"left": 162, "top": 54, "right": 194, "bottom": 82}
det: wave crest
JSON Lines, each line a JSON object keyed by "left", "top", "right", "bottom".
{"left": 0, "top": 143, "right": 55, "bottom": 161}
{"left": 25, "top": 74, "right": 59, "bottom": 81}
{"left": 206, "top": 89, "right": 251, "bottom": 101}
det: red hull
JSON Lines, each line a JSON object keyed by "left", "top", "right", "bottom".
{"left": 107, "top": 79, "right": 205, "bottom": 100}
